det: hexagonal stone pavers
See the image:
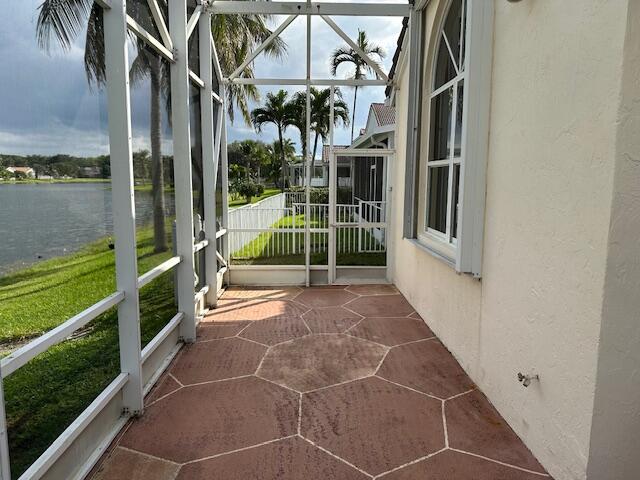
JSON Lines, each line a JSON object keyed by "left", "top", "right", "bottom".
{"left": 349, "top": 316, "right": 434, "bottom": 347}
{"left": 347, "top": 294, "right": 414, "bottom": 317}
{"left": 302, "top": 306, "right": 362, "bottom": 333}
{"left": 258, "top": 334, "right": 387, "bottom": 392}
{"left": 346, "top": 284, "right": 399, "bottom": 296}
{"left": 145, "top": 374, "right": 182, "bottom": 405}
{"left": 93, "top": 447, "right": 179, "bottom": 480}
{"left": 196, "top": 321, "right": 249, "bottom": 340}
{"left": 295, "top": 288, "right": 357, "bottom": 308}
{"left": 206, "top": 299, "right": 307, "bottom": 322}
{"left": 239, "top": 316, "right": 309, "bottom": 345}
{"left": 301, "top": 377, "right": 444, "bottom": 476}
{"left": 171, "top": 337, "right": 267, "bottom": 385}
{"left": 377, "top": 339, "right": 475, "bottom": 399}
{"left": 446, "top": 390, "right": 546, "bottom": 474}
{"left": 121, "top": 377, "right": 298, "bottom": 463}
{"left": 93, "top": 287, "right": 550, "bottom": 480}
{"left": 221, "top": 286, "right": 302, "bottom": 301}
{"left": 177, "top": 436, "right": 368, "bottom": 480}
{"left": 381, "top": 450, "right": 547, "bottom": 480}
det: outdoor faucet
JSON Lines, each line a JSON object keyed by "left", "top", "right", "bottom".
{"left": 517, "top": 372, "right": 539, "bottom": 388}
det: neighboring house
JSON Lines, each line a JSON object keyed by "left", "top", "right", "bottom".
{"left": 5, "top": 166, "right": 35, "bottom": 178}
{"left": 289, "top": 145, "right": 352, "bottom": 188}
{"left": 351, "top": 102, "right": 395, "bottom": 149}
{"left": 79, "top": 166, "right": 102, "bottom": 178}
{"left": 349, "top": 103, "right": 395, "bottom": 206}
{"left": 386, "top": 1, "right": 640, "bottom": 480}
{"left": 289, "top": 103, "right": 396, "bottom": 194}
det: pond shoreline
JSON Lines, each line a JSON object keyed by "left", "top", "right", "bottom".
{"left": 0, "top": 182, "right": 175, "bottom": 275}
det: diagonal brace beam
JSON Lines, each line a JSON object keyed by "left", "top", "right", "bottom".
{"left": 126, "top": 15, "right": 175, "bottom": 62}
{"left": 147, "top": 0, "right": 173, "bottom": 51}
{"left": 320, "top": 15, "right": 389, "bottom": 83}
{"left": 211, "top": 32, "right": 224, "bottom": 84}
{"left": 228, "top": 14, "right": 298, "bottom": 80}
{"left": 187, "top": 4, "right": 203, "bottom": 40}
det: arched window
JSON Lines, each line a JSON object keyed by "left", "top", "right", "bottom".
{"left": 425, "top": 0, "right": 466, "bottom": 242}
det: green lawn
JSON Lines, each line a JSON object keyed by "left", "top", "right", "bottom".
{"left": 133, "top": 183, "right": 175, "bottom": 193}
{"left": 228, "top": 187, "right": 281, "bottom": 208}
{"left": 231, "top": 213, "right": 386, "bottom": 267}
{"left": 0, "top": 226, "right": 178, "bottom": 478}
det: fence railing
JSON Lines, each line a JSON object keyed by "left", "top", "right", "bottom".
{"left": 228, "top": 198, "right": 388, "bottom": 261}
{"left": 0, "top": 253, "right": 187, "bottom": 480}
{"left": 284, "top": 191, "right": 306, "bottom": 207}
{"left": 228, "top": 193, "right": 287, "bottom": 254}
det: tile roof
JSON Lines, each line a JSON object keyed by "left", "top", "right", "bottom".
{"left": 370, "top": 103, "right": 395, "bottom": 127}
{"left": 322, "top": 144, "right": 348, "bottom": 163}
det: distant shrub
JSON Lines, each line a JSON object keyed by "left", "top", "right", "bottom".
{"left": 232, "top": 179, "right": 265, "bottom": 203}
{"left": 286, "top": 186, "right": 329, "bottom": 204}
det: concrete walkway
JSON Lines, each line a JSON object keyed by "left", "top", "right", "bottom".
{"left": 91, "top": 285, "right": 550, "bottom": 479}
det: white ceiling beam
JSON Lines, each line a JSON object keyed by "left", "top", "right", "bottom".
{"left": 227, "top": 77, "right": 387, "bottom": 86}
{"left": 229, "top": 14, "right": 298, "bottom": 80}
{"left": 320, "top": 14, "right": 388, "bottom": 83}
{"left": 209, "top": 1, "right": 410, "bottom": 17}
{"left": 126, "top": 15, "right": 175, "bottom": 62}
{"left": 96, "top": 0, "right": 112, "bottom": 9}
{"left": 147, "top": 0, "right": 173, "bottom": 50}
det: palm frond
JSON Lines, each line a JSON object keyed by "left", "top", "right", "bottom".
{"left": 36, "top": 0, "right": 93, "bottom": 52}
{"left": 84, "top": 3, "right": 106, "bottom": 86}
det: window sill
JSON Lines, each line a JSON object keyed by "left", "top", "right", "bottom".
{"left": 405, "top": 237, "right": 457, "bottom": 270}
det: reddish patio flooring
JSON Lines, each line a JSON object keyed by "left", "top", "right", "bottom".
{"left": 92, "top": 285, "right": 550, "bottom": 479}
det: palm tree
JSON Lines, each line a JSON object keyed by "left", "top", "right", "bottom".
{"left": 288, "top": 94, "right": 308, "bottom": 161}
{"left": 290, "top": 88, "right": 350, "bottom": 161}
{"left": 130, "top": 43, "right": 171, "bottom": 251}
{"left": 309, "top": 87, "right": 350, "bottom": 161}
{"left": 251, "top": 90, "right": 295, "bottom": 191}
{"left": 330, "top": 29, "right": 385, "bottom": 142}
{"left": 212, "top": 13, "right": 287, "bottom": 124}
{"left": 37, "top": 0, "right": 172, "bottom": 252}
{"left": 36, "top": 0, "right": 288, "bottom": 252}
{"left": 272, "top": 138, "right": 296, "bottom": 164}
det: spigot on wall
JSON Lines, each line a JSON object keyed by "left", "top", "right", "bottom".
{"left": 517, "top": 372, "right": 539, "bottom": 387}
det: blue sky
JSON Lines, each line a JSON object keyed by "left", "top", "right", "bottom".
{"left": 0, "top": 1, "right": 403, "bottom": 158}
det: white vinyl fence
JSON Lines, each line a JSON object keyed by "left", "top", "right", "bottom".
{"left": 228, "top": 193, "right": 287, "bottom": 254}
{"left": 228, "top": 192, "right": 387, "bottom": 261}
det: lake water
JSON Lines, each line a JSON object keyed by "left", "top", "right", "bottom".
{"left": 0, "top": 183, "right": 175, "bottom": 275}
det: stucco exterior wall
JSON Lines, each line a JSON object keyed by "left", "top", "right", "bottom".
{"left": 390, "top": 1, "right": 630, "bottom": 479}
{"left": 587, "top": 1, "right": 640, "bottom": 477}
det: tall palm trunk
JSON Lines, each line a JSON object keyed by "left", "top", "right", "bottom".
{"left": 150, "top": 56, "right": 168, "bottom": 252}
{"left": 350, "top": 85, "right": 358, "bottom": 142}
{"left": 312, "top": 131, "right": 320, "bottom": 165}
{"left": 278, "top": 126, "right": 286, "bottom": 192}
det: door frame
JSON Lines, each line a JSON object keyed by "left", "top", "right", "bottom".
{"left": 328, "top": 148, "right": 394, "bottom": 284}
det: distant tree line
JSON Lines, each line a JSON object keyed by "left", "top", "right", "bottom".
{"left": 0, "top": 152, "right": 175, "bottom": 185}
{"left": 0, "top": 153, "right": 110, "bottom": 179}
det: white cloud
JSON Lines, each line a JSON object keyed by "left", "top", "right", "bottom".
{"left": 1, "top": 0, "right": 405, "bottom": 157}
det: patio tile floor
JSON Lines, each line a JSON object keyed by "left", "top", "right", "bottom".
{"left": 91, "top": 285, "right": 551, "bottom": 480}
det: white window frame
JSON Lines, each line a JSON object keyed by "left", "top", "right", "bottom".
{"left": 415, "top": 0, "right": 493, "bottom": 276}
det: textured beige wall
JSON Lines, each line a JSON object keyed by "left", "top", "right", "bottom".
{"left": 391, "top": 1, "right": 629, "bottom": 479}
{"left": 587, "top": 1, "right": 640, "bottom": 478}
